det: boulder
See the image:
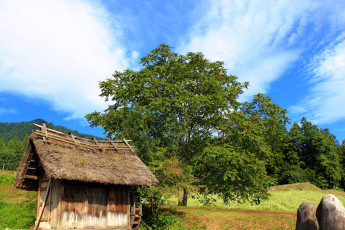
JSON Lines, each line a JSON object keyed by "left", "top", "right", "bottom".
{"left": 296, "top": 201, "right": 319, "bottom": 230}
{"left": 316, "top": 194, "right": 345, "bottom": 230}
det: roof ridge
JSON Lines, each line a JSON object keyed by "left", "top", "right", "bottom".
{"left": 32, "top": 123, "right": 136, "bottom": 153}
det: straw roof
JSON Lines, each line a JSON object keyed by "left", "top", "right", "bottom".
{"left": 15, "top": 124, "right": 158, "bottom": 190}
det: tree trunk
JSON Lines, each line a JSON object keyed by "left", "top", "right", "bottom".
{"left": 178, "top": 188, "right": 188, "bottom": 206}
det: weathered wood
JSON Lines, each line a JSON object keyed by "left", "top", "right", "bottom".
{"left": 24, "top": 175, "right": 40, "bottom": 180}
{"left": 35, "top": 178, "right": 51, "bottom": 230}
{"left": 50, "top": 180, "right": 60, "bottom": 228}
{"left": 122, "top": 138, "right": 135, "bottom": 153}
{"left": 35, "top": 130, "right": 131, "bottom": 151}
{"left": 37, "top": 180, "right": 42, "bottom": 223}
{"left": 57, "top": 181, "right": 64, "bottom": 229}
{"left": 34, "top": 124, "right": 136, "bottom": 154}
{"left": 34, "top": 123, "right": 66, "bottom": 136}
{"left": 92, "top": 138, "right": 102, "bottom": 150}
{"left": 35, "top": 180, "right": 133, "bottom": 229}
{"left": 109, "top": 139, "right": 119, "bottom": 153}
{"left": 69, "top": 132, "right": 79, "bottom": 148}
{"left": 43, "top": 123, "right": 48, "bottom": 138}
{"left": 35, "top": 130, "right": 94, "bottom": 148}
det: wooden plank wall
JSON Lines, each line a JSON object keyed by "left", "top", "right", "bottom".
{"left": 36, "top": 178, "right": 51, "bottom": 229}
{"left": 36, "top": 179, "right": 61, "bottom": 229}
{"left": 54, "top": 181, "right": 130, "bottom": 229}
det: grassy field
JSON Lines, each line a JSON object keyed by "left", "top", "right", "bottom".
{"left": 0, "top": 171, "right": 37, "bottom": 230}
{"left": 1, "top": 170, "right": 345, "bottom": 229}
{"left": 155, "top": 183, "right": 345, "bottom": 229}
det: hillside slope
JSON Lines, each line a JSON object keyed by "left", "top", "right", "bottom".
{"left": 0, "top": 119, "right": 101, "bottom": 141}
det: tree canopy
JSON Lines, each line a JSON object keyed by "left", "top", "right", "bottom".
{"left": 86, "top": 44, "right": 279, "bottom": 205}
{"left": 86, "top": 44, "right": 345, "bottom": 207}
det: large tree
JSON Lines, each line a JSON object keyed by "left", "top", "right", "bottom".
{"left": 86, "top": 44, "right": 275, "bottom": 205}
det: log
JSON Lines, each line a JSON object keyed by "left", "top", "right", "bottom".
{"left": 24, "top": 175, "right": 40, "bottom": 180}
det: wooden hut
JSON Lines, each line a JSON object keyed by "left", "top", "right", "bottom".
{"left": 15, "top": 124, "right": 158, "bottom": 230}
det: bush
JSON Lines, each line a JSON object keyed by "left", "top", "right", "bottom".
{"left": 141, "top": 205, "right": 179, "bottom": 230}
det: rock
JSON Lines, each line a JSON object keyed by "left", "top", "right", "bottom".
{"left": 316, "top": 194, "right": 345, "bottom": 230}
{"left": 296, "top": 201, "right": 319, "bottom": 230}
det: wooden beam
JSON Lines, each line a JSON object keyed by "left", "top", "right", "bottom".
{"left": 24, "top": 175, "right": 40, "bottom": 180}
{"left": 92, "top": 138, "right": 102, "bottom": 150}
{"left": 35, "top": 178, "right": 51, "bottom": 230}
{"left": 108, "top": 138, "right": 119, "bottom": 152}
{"left": 42, "top": 123, "right": 48, "bottom": 142}
{"left": 69, "top": 132, "right": 79, "bottom": 148}
{"left": 122, "top": 138, "right": 135, "bottom": 153}
{"left": 34, "top": 123, "right": 68, "bottom": 136}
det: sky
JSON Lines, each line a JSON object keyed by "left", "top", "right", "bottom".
{"left": 0, "top": 0, "right": 345, "bottom": 142}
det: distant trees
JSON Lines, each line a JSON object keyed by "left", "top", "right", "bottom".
{"left": 0, "top": 135, "right": 28, "bottom": 171}
{"left": 279, "top": 117, "right": 342, "bottom": 189}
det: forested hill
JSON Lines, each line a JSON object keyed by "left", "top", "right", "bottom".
{"left": 0, "top": 119, "right": 101, "bottom": 141}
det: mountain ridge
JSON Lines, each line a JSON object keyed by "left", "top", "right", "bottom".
{"left": 0, "top": 119, "right": 102, "bottom": 141}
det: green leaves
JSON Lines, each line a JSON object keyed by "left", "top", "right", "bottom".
{"left": 195, "top": 144, "right": 273, "bottom": 205}
{"left": 86, "top": 44, "right": 276, "bottom": 206}
{"left": 285, "top": 118, "right": 342, "bottom": 189}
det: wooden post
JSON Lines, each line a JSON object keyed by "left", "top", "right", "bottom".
{"left": 42, "top": 123, "right": 48, "bottom": 143}
{"left": 35, "top": 178, "right": 52, "bottom": 230}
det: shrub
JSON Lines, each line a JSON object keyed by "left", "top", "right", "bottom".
{"left": 141, "top": 205, "right": 179, "bottom": 230}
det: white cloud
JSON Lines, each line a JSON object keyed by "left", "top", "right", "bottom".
{"left": 292, "top": 35, "right": 345, "bottom": 124}
{"left": 0, "top": 0, "right": 131, "bottom": 119}
{"left": 178, "top": 0, "right": 332, "bottom": 100}
{"left": 0, "top": 108, "right": 17, "bottom": 115}
{"left": 179, "top": 0, "right": 345, "bottom": 127}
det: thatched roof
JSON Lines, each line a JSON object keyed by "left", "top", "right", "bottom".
{"left": 15, "top": 124, "right": 158, "bottom": 190}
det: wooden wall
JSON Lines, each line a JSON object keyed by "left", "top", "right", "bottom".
{"left": 36, "top": 179, "right": 130, "bottom": 229}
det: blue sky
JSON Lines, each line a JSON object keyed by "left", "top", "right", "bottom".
{"left": 0, "top": 0, "right": 345, "bottom": 142}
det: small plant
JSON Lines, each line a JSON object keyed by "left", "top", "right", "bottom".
{"left": 0, "top": 173, "right": 15, "bottom": 185}
{"left": 140, "top": 205, "right": 179, "bottom": 230}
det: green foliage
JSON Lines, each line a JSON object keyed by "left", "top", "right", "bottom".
{"left": 86, "top": 44, "right": 260, "bottom": 206}
{"left": 279, "top": 164, "right": 316, "bottom": 184}
{"left": 283, "top": 118, "right": 342, "bottom": 189}
{"left": 195, "top": 144, "right": 273, "bottom": 205}
{"left": 240, "top": 94, "right": 290, "bottom": 178}
{"left": 138, "top": 148, "right": 196, "bottom": 210}
{"left": 141, "top": 205, "right": 179, "bottom": 230}
{"left": 0, "top": 173, "right": 15, "bottom": 185}
{"left": 0, "top": 136, "right": 27, "bottom": 171}
{"left": 85, "top": 43, "right": 345, "bottom": 210}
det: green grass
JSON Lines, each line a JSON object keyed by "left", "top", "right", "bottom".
{"left": 0, "top": 170, "right": 37, "bottom": 230}
{"left": 163, "top": 182, "right": 345, "bottom": 212}
{"left": 158, "top": 182, "right": 345, "bottom": 229}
